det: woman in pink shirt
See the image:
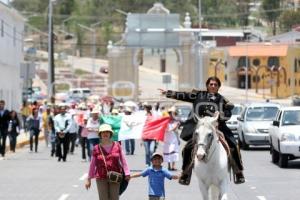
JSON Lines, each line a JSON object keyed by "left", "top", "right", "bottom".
{"left": 85, "top": 124, "right": 130, "bottom": 200}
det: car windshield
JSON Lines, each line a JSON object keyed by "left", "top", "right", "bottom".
{"left": 246, "top": 106, "right": 278, "bottom": 121}
{"left": 282, "top": 110, "right": 300, "bottom": 126}
{"left": 232, "top": 106, "right": 243, "bottom": 115}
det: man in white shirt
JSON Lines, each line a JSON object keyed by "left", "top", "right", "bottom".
{"left": 54, "top": 104, "right": 71, "bottom": 162}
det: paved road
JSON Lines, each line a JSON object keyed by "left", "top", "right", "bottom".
{"left": 1, "top": 140, "right": 300, "bottom": 200}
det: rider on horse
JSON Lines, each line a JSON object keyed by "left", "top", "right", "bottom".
{"left": 160, "top": 76, "right": 245, "bottom": 185}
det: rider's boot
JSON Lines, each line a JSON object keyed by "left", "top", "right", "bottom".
{"left": 179, "top": 140, "right": 194, "bottom": 185}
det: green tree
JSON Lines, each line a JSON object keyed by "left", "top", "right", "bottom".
{"left": 279, "top": 10, "right": 300, "bottom": 32}
{"left": 261, "top": 0, "right": 281, "bottom": 35}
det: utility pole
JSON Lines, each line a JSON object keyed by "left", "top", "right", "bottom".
{"left": 48, "top": 0, "right": 55, "bottom": 102}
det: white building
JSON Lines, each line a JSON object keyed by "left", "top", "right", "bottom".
{"left": 0, "top": 1, "right": 24, "bottom": 110}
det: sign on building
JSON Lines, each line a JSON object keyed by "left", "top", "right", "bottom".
{"left": 125, "top": 14, "right": 180, "bottom": 48}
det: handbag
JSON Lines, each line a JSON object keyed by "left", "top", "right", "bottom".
{"left": 99, "top": 144, "right": 123, "bottom": 183}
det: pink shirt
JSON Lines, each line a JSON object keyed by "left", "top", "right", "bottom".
{"left": 88, "top": 142, "right": 130, "bottom": 179}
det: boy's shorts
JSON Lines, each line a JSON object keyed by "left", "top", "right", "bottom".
{"left": 149, "top": 196, "right": 165, "bottom": 200}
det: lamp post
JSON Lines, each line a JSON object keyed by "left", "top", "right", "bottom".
{"left": 245, "top": 36, "right": 249, "bottom": 103}
{"left": 197, "top": 0, "right": 204, "bottom": 89}
{"left": 78, "top": 24, "right": 96, "bottom": 83}
{"left": 48, "top": 0, "right": 55, "bottom": 101}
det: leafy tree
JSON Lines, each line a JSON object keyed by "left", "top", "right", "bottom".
{"left": 261, "top": 0, "right": 281, "bottom": 35}
{"left": 279, "top": 10, "right": 300, "bottom": 32}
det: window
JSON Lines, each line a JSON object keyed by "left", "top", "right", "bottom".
{"left": 225, "top": 74, "right": 227, "bottom": 81}
{"left": 295, "top": 59, "right": 298, "bottom": 73}
{"left": 237, "top": 57, "right": 250, "bottom": 68}
{"left": 288, "top": 78, "right": 291, "bottom": 86}
{"left": 267, "top": 57, "right": 280, "bottom": 68}
{"left": 253, "top": 59, "right": 260, "bottom": 66}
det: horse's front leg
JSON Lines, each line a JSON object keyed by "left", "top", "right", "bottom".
{"left": 218, "top": 178, "right": 229, "bottom": 200}
{"left": 197, "top": 180, "right": 209, "bottom": 200}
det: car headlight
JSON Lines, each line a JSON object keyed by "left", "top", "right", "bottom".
{"left": 244, "top": 125, "right": 257, "bottom": 133}
{"left": 280, "top": 133, "right": 296, "bottom": 142}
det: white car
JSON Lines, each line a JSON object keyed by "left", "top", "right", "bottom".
{"left": 237, "top": 102, "right": 280, "bottom": 150}
{"left": 269, "top": 107, "right": 300, "bottom": 168}
{"left": 226, "top": 104, "right": 244, "bottom": 138}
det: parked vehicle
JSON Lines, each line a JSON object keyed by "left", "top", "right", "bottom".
{"left": 237, "top": 102, "right": 280, "bottom": 149}
{"left": 174, "top": 103, "right": 192, "bottom": 123}
{"left": 226, "top": 104, "right": 244, "bottom": 138}
{"left": 269, "top": 107, "right": 300, "bottom": 168}
{"left": 69, "top": 88, "right": 91, "bottom": 99}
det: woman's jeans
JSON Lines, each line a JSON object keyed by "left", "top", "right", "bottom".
{"left": 143, "top": 139, "right": 156, "bottom": 166}
{"left": 88, "top": 138, "right": 100, "bottom": 160}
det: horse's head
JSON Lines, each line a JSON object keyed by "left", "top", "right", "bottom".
{"left": 195, "top": 112, "right": 219, "bottom": 162}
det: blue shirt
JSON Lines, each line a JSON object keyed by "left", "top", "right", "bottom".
{"left": 141, "top": 166, "right": 172, "bottom": 197}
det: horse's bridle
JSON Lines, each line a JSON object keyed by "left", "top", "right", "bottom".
{"left": 196, "top": 123, "right": 218, "bottom": 163}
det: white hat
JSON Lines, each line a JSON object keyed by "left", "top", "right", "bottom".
{"left": 124, "top": 107, "right": 132, "bottom": 113}
{"left": 91, "top": 108, "right": 99, "bottom": 114}
{"left": 98, "top": 124, "right": 114, "bottom": 134}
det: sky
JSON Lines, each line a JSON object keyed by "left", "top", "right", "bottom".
{"left": 0, "top": 0, "right": 9, "bottom": 4}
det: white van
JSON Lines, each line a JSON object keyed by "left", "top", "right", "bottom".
{"left": 69, "top": 88, "right": 91, "bottom": 99}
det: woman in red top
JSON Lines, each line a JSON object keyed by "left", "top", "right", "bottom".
{"left": 85, "top": 124, "right": 130, "bottom": 200}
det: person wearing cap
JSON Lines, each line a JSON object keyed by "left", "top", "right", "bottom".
{"left": 131, "top": 152, "right": 179, "bottom": 200}
{"left": 86, "top": 108, "right": 101, "bottom": 161}
{"left": 163, "top": 107, "right": 180, "bottom": 171}
{"left": 123, "top": 107, "right": 135, "bottom": 155}
{"left": 85, "top": 124, "right": 130, "bottom": 200}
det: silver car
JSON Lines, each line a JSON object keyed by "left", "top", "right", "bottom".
{"left": 226, "top": 104, "right": 244, "bottom": 138}
{"left": 237, "top": 103, "right": 280, "bottom": 150}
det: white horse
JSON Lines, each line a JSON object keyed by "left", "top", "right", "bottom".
{"left": 193, "top": 113, "right": 229, "bottom": 200}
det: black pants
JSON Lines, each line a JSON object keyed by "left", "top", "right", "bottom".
{"left": 0, "top": 130, "right": 7, "bottom": 156}
{"left": 68, "top": 133, "right": 77, "bottom": 153}
{"left": 9, "top": 133, "right": 17, "bottom": 152}
{"left": 80, "top": 137, "right": 89, "bottom": 160}
{"left": 30, "top": 130, "right": 40, "bottom": 152}
{"left": 182, "top": 122, "right": 243, "bottom": 174}
{"left": 56, "top": 134, "right": 69, "bottom": 161}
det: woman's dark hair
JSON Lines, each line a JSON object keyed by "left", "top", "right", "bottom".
{"left": 206, "top": 76, "right": 221, "bottom": 87}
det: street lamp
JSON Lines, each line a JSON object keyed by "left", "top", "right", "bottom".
{"left": 77, "top": 23, "right": 101, "bottom": 86}
{"left": 197, "top": 0, "right": 204, "bottom": 89}
{"left": 48, "top": 0, "right": 56, "bottom": 101}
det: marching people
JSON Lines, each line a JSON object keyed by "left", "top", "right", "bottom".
{"left": 48, "top": 107, "right": 56, "bottom": 157}
{"left": 67, "top": 110, "right": 79, "bottom": 154}
{"left": 160, "top": 76, "right": 245, "bottom": 185}
{"left": 80, "top": 115, "right": 89, "bottom": 162}
{"left": 142, "top": 103, "right": 157, "bottom": 166}
{"left": 7, "top": 110, "right": 21, "bottom": 153}
{"left": 130, "top": 152, "right": 179, "bottom": 200}
{"left": 0, "top": 100, "right": 10, "bottom": 157}
{"left": 54, "top": 104, "right": 70, "bottom": 162}
{"left": 123, "top": 107, "right": 135, "bottom": 155}
{"left": 27, "top": 108, "right": 42, "bottom": 153}
{"left": 85, "top": 124, "right": 130, "bottom": 200}
{"left": 42, "top": 107, "right": 51, "bottom": 147}
{"left": 163, "top": 107, "right": 180, "bottom": 171}
{"left": 86, "top": 109, "right": 100, "bottom": 161}
{"left": 20, "top": 100, "right": 31, "bottom": 133}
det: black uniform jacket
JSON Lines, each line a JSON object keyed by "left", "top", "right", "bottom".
{"left": 166, "top": 90, "right": 234, "bottom": 141}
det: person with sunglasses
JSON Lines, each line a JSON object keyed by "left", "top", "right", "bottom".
{"left": 159, "top": 76, "right": 245, "bottom": 185}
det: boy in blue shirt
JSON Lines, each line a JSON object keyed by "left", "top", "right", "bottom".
{"left": 131, "top": 152, "right": 179, "bottom": 200}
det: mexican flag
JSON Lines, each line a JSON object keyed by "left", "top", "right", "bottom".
{"left": 118, "top": 111, "right": 170, "bottom": 141}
